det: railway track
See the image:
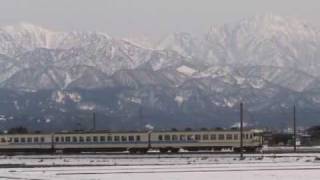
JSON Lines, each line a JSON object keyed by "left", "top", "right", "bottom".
{"left": 1, "top": 151, "right": 320, "bottom": 157}
{"left": 55, "top": 167, "right": 320, "bottom": 176}
{"left": 1, "top": 151, "right": 320, "bottom": 161}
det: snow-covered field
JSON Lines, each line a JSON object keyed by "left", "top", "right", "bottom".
{"left": 1, "top": 153, "right": 320, "bottom": 180}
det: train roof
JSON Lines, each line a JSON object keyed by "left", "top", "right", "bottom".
{"left": 0, "top": 128, "right": 261, "bottom": 136}
{"left": 55, "top": 130, "right": 148, "bottom": 135}
{"left": 152, "top": 129, "right": 255, "bottom": 133}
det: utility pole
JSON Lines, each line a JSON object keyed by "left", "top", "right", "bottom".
{"left": 92, "top": 112, "right": 96, "bottom": 131}
{"left": 139, "top": 107, "right": 143, "bottom": 130}
{"left": 240, "top": 102, "right": 244, "bottom": 159}
{"left": 293, "top": 105, "right": 297, "bottom": 152}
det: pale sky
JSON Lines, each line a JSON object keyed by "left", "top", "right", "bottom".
{"left": 0, "top": 0, "right": 319, "bottom": 38}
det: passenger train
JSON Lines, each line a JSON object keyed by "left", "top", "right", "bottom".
{"left": 0, "top": 129, "right": 262, "bottom": 154}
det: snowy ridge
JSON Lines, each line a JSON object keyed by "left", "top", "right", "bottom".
{"left": 1, "top": 15, "right": 320, "bottom": 129}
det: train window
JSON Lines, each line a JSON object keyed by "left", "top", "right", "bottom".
{"left": 187, "top": 135, "right": 193, "bottom": 141}
{"left": 203, "top": 134, "right": 209, "bottom": 140}
{"left": 210, "top": 134, "right": 216, "bottom": 140}
{"left": 21, "top": 138, "right": 26, "bottom": 143}
{"left": 93, "top": 136, "right": 98, "bottom": 142}
{"left": 234, "top": 134, "right": 239, "bottom": 140}
{"left": 136, "top": 135, "right": 141, "bottom": 141}
{"left": 218, "top": 134, "right": 224, "bottom": 140}
{"left": 14, "top": 137, "right": 19, "bottom": 143}
{"left": 114, "top": 136, "right": 120, "bottom": 142}
{"left": 128, "top": 136, "right": 134, "bottom": 141}
{"left": 226, "top": 134, "right": 232, "bottom": 140}
{"left": 1, "top": 138, "right": 5, "bottom": 143}
{"left": 172, "top": 135, "right": 178, "bottom": 141}
{"left": 61, "top": 137, "right": 65, "bottom": 142}
{"left": 121, "top": 136, "right": 127, "bottom": 142}
{"left": 79, "top": 136, "right": 84, "bottom": 142}
{"left": 158, "top": 135, "right": 163, "bottom": 141}
{"left": 27, "top": 137, "right": 32, "bottom": 143}
{"left": 8, "top": 138, "right": 12, "bottom": 142}
{"left": 164, "top": 135, "right": 170, "bottom": 141}
{"left": 100, "top": 136, "right": 105, "bottom": 142}
{"left": 250, "top": 134, "right": 253, "bottom": 139}
{"left": 107, "top": 136, "right": 112, "bottom": 141}
{"left": 65, "top": 137, "right": 71, "bottom": 142}
{"left": 195, "top": 134, "right": 201, "bottom": 140}
{"left": 245, "top": 134, "right": 249, "bottom": 139}
{"left": 41, "top": 137, "right": 45, "bottom": 142}
{"left": 55, "top": 137, "right": 59, "bottom": 142}
{"left": 72, "top": 136, "right": 77, "bottom": 142}
{"left": 180, "top": 135, "right": 186, "bottom": 141}
{"left": 86, "top": 136, "right": 91, "bottom": 142}
{"left": 34, "top": 137, "right": 39, "bottom": 142}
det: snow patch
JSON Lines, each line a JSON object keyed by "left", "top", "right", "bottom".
{"left": 151, "top": 58, "right": 165, "bottom": 71}
{"left": 64, "top": 73, "right": 73, "bottom": 89}
{"left": 311, "top": 96, "right": 320, "bottom": 104}
{"left": 78, "top": 103, "right": 95, "bottom": 111}
{"left": 224, "top": 98, "right": 238, "bottom": 108}
{"left": 145, "top": 124, "right": 154, "bottom": 130}
{"left": 54, "top": 91, "right": 65, "bottom": 104}
{"left": 127, "top": 97, "right": 142, "bottom": 104}
{"left": 0, "top": 115, "right": 6, "bottom": 121}
{"left": 231, "top": 122, "right": 249, "bottom": 128}
{"left": 176, "top": 65, "right": 196, "bottom": 76}
{"left": 45, "top": 118, "right": 51, "bottom": 123}
{"left": 52, "top": 91, "right": 81, "bottom": 104}
{"left": 234, "top": 76, "right": 246, "bottom": 85}
{"left": 174, "top": 96, "right": 184, "bottom": 106}
{"left": 249, "top": 79, "right": 266, "bottom": 89}
{"left": 13, "top": 100, "right": 20, "bottom": 110}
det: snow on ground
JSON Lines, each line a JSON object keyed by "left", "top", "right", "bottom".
{"left": 262, "top": 146, "right": 320, "bottom": 152}
{"left": 0, "top": 153, "right": 320, "bottom": 179}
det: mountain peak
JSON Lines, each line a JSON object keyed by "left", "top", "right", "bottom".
{"left": 1, "top": 22, "right": 55, "bottom": 35}
{"left": 0, "top": 23, "right": 60, "bottom": 55}
{"left": 241, "top": 14, "right": 316, "bottom": 31}
{"left": 251, "top": 13, "right": 287, "bottom": 22}
{"left": 0, "top": 23, "right": 116, "bottom": 56}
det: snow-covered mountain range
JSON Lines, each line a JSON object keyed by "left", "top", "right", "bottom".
{"left": 1, "top": 14, "right": 320, "bottom": 131}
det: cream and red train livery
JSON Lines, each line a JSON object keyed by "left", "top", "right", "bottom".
{"left": 0, "top": 129, "right": 262, "bottom": 153}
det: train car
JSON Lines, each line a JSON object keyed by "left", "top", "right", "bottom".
{"left": 0, "top": 129, "right": 263, "bottom": 154}
{"left": 0, "top": 133, "right": 53, "bottom": 154}
{"left": 53, "top": 131, "right": 150, "bottom": 153}
{"left": 150, "top": 129, "right": 261, "bottom": 153}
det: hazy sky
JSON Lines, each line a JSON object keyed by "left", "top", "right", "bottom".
{"left": 0, "top": 0, "right": 319, "bottom": 38}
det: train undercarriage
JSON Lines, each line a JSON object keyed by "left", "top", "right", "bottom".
{"left": 0, "top": 146, "right": 260, "bottom": 155}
